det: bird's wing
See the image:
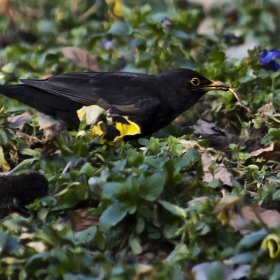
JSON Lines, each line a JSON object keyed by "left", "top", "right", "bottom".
{"left": 20, "top": 72, "right": 161, "bottom": 115}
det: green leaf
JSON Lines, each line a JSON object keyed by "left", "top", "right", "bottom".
{"left": 159, "top": 200, "right": 186, "bottom": 218}
{"left": 174, "top": 148, "right": 201, "bottom": 170}
{"left": 0, "top": 145, "right": 10, "bottom": 171}
{"left": 102, "top": 182, "right": 124, "bottom": 198}
{"left": 171, "top": 30, "right": 191, "bottom": 41}
{"left": 166, "top": 244, "right": 189, "bottom": 263}
{"left": 75, "top": 226, "right": 97, "bottom": 244}
{"left": 99, "top": 203, "right": 128, "bottom": 230}
{"left": 25, "top": 252, "right": 52, "bottom": 267}
{"left": 145, "top": 137, "right": 160, "bottom": 152}
{"left": 126, "top": 149, "right": 143, "bottom": 167}
{"left": 107, "top": 22, "right": 132, "bottom": 36}
{"left": 258, "top": 68, "right": 270, "bottom": 79}
{"left": 150, "top": 12, "right": 168, "bottom": 23}
{"left": 129, "top": 237, "right": 142, "bottom": 255}
{"left": 235, "top": 229, "right": 268, "bottom": 253}
{"left": 136, "top": 214, "right": 145, "bottom": 234}
{"left": 229, "top": 252, "right": 256, "bottom": 265}
{"left": 0, "top": 231, "right": 8, "bottom": 253}
{"left": 80, "top": 163, "right": 96, "bottom": 176}
{"left": 205, "top": 262, "right": 226, "bottom": 280}
{"left": 0, "top": 128, "right": 8, "bottom": 145}
{"left": 40, "top": 196, "right": 57, "bottom": 207}
{"left": 3, "top": 216, "right": 30, "bottom": 232}
{"left": 140, "top": 171, "right": 166, "bottom": 201}
{"left": 207, "top": 179, "right": 222, "bottom": 188}
{"left": 143, "top": 157, "right": 165, "bottom": 169}
{"left": 8, "top": 157, "right": 40, "bottom": 175}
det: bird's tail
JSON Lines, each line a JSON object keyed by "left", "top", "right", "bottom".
{"left": 0, "top": 84, "right": 40, "bottom": 107}
{"left": 0, "top": 84, "right": 81, "bottom": 129}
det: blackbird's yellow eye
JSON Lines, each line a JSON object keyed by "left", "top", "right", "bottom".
{"left": 190, "top": 77, "right": 200, "bottom": 86}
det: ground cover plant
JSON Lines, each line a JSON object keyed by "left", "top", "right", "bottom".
{"left": 1, "top": 0, "right": 280, "bottom": 279}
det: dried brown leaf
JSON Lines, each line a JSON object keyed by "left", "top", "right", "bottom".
{"left": 192, "top": 119, "right": 230, "bottom": 136}
{"left": 231, "top": 205, "right": 280, "bottom": 235}
{"left": 70, "top": 207, "right": 99, "bottom": 232}
{"left": 250, "top": 140, "right": 280, "bottom": 161}
{"left": 202, "top": 152, "right": 234, "bottom": 187}
{"left": 8, "top": 112, "right": 32, "bottom": 128}
{"left": 0, "top": 0, "right": 10, "bottom": 15}
{"left": 36, "top": 113, "right": 63, "bottom": 131}
{"left": 16, "top": 131, "right": 41, "bottom": 148}
{"left": 179, "top": 139, "right": 206, "bottom": 154}
{"left": 62, "top": 47, "right": 100, "bottom": 71}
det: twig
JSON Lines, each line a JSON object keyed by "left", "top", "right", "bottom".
{"left": 79, "top": 0, "right": 102, "bottom": 22}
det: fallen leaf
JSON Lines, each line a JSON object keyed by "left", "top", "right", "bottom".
{"left": 215, "top": 196, "right": 280, "bottom": 235}
{"left": 0, "top": 0, "right": 10, "bottom": 15}
{"left": 192, "top": 119, "right": 230, "bottom": 136}
{"left": 231, "top": 205, "right": 280, "bottom": 235}
{"left": 8, "top": 112, "right": 32, "bottom": 128}
{"left": 253, "top": 103, "right": 280, "bottom": 129}
{"left": 37, "top": 113, "right": 63, "bottom": 131}
{"left": 62, "top": 47, "right": 100, "bottom": 71}
{"left": 179, "top": 139, "right": 206, "bottom": 154}
{"left": 16, "top": 131, "right": 41, "bottom": 148}
{"left": 225, "top": 42, "right": 257, "bottom": 60}
{"left": 0, "top": 0, "right": 15, "bottom": 30}
{"left": 250, "top": 141, "right": 280, "bottom": 160}
{"left": 70, "top": 207, "right": 99, "bottom": 232}
{"left": 192, "top": 261, "right": 248, "bottom": 280}
{"left": 202, "top": 152, "right": 234, "bottom": 187}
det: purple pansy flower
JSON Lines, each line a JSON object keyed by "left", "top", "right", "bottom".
{"left": 102, "top": 39, "right": 115, "bottom": 50}
{"left": 258, "top": 49, "right": 280, "bottom": 72}
{"left": 162, "top": 17, "right": 172, "bottom": 28}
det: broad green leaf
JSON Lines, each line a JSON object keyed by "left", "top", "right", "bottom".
{"left": 229, "top": 252, "right": 256, "bottom": 265}
{"left": 0, "top": 145, "right": 10, "bottom": 171}
{"left": 99, "top": 203, "right": 128, "bottom": 230}
{"left": 143, "top": 157, "right": 165, "bottom": 169}
{"left": 171, "top": 30, "right": 191, "bottom": 41}
{"left": 159, "top": 200, "right": 186, "bottom": 218}
{"left": 129, "top": 237, "right": 142, "bottom": 255}
{"left": 140, "top": 172, "right": 166, "bottom": 201}
{"left": 102, "top": 182, "right": 124, "bottom": 198}
{"left": 174, "top": 148, "right": 201, "bottom": 170}
{"left": 235, "top": 229, "right": 268, "bottom": 253}
{"left": 80, "top": 163, "right": 96, "bottom": 176}
{"left": 107, "top": 22, "right": 132, "bottom": 36}
{"left": 126, "top": 149, "right": 143, "bottom": 167}
{"left": 136, "top": 214, "right": 145, "bottom": 234}
{"left": 75, "top": 226, "right": 97, "bottom": 244}
{"left": 8, "top": 157, "right": 40, "bottom": 175}
{"left": 0, "top": 231, "right": 8, "bottom": 253}
{"left": 207, "top": 179, "right": 221, "bottom": 188}
{"left": 0, "top": 128, "right": 8, "bottom": 145}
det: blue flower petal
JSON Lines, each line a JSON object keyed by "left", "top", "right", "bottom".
{"left": 162, "top": 17, "right": 172, "bottom": 28}
{"left": 258, "top": 49, "right": 280, "bottom": 71}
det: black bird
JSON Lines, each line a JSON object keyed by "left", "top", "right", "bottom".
{"left": 0, "top": 173, "right": 48, "bottom": 218}
{"left": 0, "top": 69, "right": 229, "bottom": 145}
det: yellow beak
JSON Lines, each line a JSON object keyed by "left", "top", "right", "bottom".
{"left": 202, "top": 80, "right": 230, "bottom": 91}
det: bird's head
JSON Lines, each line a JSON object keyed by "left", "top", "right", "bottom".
{"left": 159, "top": 69, "right": 230, "bottom": 109}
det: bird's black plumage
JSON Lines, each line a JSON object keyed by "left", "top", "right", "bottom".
{"left": 0, "top": 173, "right": 48, "bottom": 218}
{"left": 0, "top": 69, "right": 229, "bottom": 138}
